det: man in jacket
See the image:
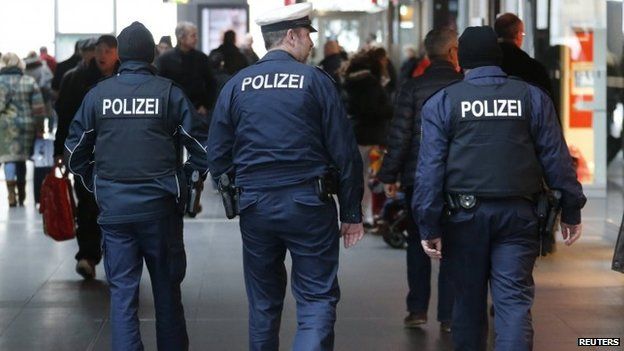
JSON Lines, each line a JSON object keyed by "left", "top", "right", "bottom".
{"left": 65, "top": 22, "right": 208, "bottom": 350}
{"left": 157, "top": 21, "right": 217, "bottom": 117}
{"left": 495, "top": 13, "right": 553, "bottom": 97}
{"left": 54, "top": 35, "right": 119, "bottom": 280}
{"left": 378, "top": 28, "right": 461, "bottom": 332}
{"left": 208, "top": 30, "right": 248, "bottom": 76}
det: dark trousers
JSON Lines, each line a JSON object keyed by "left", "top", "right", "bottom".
{"left": 74, "top": 180, "right": 102, "bottom": 263}
{"left": 101, "top": 212, "right": 188, "bottom": 351}
{"left": 444, "top": 199, "right": 539, "bottom": 351}
{"left": 239, "top": 184, "right": 340, "bottom": 351}
{"left": 405, "top": 187, "right": 453, "bottom": 321}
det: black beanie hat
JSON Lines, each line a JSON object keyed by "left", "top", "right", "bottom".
{"left": 458, "top": 26, "right": 503, "bottom": 69}
{"left": 117, "top": 21, "right": 155, "bottom": 63}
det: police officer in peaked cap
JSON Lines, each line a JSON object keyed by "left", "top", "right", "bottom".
{"left": 65, "top": 21, "right": 209, "bottom": 350}
{"left": 207, "top": 3, "right": 365, "bottom": 350}
{"left": 414, "top": 26, "right": 586, "bottom": 350}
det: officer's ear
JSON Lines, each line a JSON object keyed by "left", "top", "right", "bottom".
{"left": 286, "top": 29, "right": 298, "bottom": 46}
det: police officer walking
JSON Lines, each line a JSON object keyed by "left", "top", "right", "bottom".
{"left": 65, "top": 22, "right": 208, "bottom": 350}
{"left": 414, "top": 27, "right": 586, "bottom": 350}
{"left": 207, "top": 3, "right": 364, "bottom": 351}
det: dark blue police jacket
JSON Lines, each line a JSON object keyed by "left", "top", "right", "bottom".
{"left": 414, "top": 66, "right": 586, "bottom": 240}
{"left": 65, "top": 61, "right": 209, "bottom": 224}
{"left": 207, "top": 50, "right": 363, "bottom": 223}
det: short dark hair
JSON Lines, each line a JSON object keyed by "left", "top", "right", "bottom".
{"left": 96, "top": 35, "right": 118, "bottom": 49}
{"left": 494, "top": 13, "right": 523, "bottom": 41}
{"left": 424, "top": 28, "right": 458, "bottom": 60}
{"left": 223, "top": 30, "right": 236, "bottom": 45}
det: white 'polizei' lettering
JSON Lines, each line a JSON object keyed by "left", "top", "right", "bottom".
{"left": 101, "top": 98, "right": 160, "bottom": 116}
{"left": 240, "top": 73, "right": 306, "bottom": 91}
{"left": 460, "top": 99, "right": 523, "bottom": 118}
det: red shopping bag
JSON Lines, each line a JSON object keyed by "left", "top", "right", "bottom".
{"left": 39, "top": 164, "right": 76, "bottom": 241}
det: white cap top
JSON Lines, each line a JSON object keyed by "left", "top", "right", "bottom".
{"left": 255, "top": 3, "right": 316, "bottom": 33}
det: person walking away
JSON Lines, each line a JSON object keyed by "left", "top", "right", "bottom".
{"left": 415, "top": 26, "right": 586, "bottom": 350}
{"left": 65, "top": 22, "right": 208, "bottom": 350}
{"left": 207, "top": 3, "right": 365, "bottom": 350}
{"left": 378, "top": 28, "right": 462, "bottom": 332}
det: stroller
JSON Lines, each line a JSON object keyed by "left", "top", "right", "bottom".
{"left": 373, "top": 190, "right": 410, "bottom": 249}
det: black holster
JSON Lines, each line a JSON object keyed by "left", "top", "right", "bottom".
{"left": 218, "top": 173, "right": 239, "bottom": 219}
{"left": 537, "top": 190, "right": 562, "bottom": 256}
{"left": 315, "top": 168, "right": 339, "bottom": 202}
{"left": 186, "top": 170, "right": 204, "bottom": 217}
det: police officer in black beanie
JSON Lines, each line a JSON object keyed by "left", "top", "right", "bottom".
{"left": 65, "top": 21, "right": 208, "bottom": 350}
{"left": 413, "top": 26, "right": 586, "bottom": 350}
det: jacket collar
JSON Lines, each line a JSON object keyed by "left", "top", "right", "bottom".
{"left": 464, "top": 65, "right": 507, "bottom": 81}
{"left": 118, "top": 61, "right": 156, "bottom": 75}
{"left": 428, "top": 60, "right": 456, "bottom": 71}
{"left": 258, "top": 50, "right": 298, "bottom": 63}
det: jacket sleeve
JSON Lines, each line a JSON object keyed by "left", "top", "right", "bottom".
{"left": 314, "top": 70, "right": 364, "bottom": 223}
{"left": 64, "top": 90, "right": 97, "bottom": 192}
{"left": 530, "top": 89, "right": 586, "bottom": 224}
{"left": 414, "top": 91, "right": 450, "bottom": 240}
{"left": 378, "top": 82, "right": 416, "bottom": 184}
{"left": 207, "top": 83, "right": 236, "bottom": 179}
{"left": 171, "top": 86, "right": 209, "bottom": 176}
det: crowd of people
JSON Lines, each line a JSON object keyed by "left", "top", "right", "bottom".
{"left": 0, "top": 4, "right": 587, "bottom": 350}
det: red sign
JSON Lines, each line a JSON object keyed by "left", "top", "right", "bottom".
{"left": 285, "top": 0, "right": 296, "bottom": 4}
{"left": 568, "top": 30, "right": 594, "bottom": 128}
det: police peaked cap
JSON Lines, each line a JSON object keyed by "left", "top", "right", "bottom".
{"left": 255, "top": 3, "right": 317, "bottom": 33}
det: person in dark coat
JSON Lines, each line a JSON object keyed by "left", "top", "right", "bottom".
{"left": 51, "top": 40, "right": 82, "bottom": 92}
{"left": 319, "top": 39, "right": 345, "bottom": 85}
{"left": 398, "top": 45, "right": 420, "bottom": 85}
{"left": 208, "top": 30, "right": 248, "bottom": 76}
{"left": 342, "top": 48, "right": 393, "bottom": 225}
{"left": 495, "top": 13, "right": 553, "bottom": 97}
{"left": 54, "top": 35, "right": 119, "bottom": 280}
{"left": 157, "top": 21, "right": 217, "bottom": 116}
{"left": 378, "top": 28, "right": 462, "bottom": 332}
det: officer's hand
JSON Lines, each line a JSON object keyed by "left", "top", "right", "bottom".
{"left": 421, "top": 238, "right": 442, "bottom": 259}
{"left": 340, "top": 222, "right": 364, "bottom": 248}
{"left": 383, "top": 183, "right": 399, "bottom": 198}
{"left": 560, "top": 222, "right": 582, "bottom": 246}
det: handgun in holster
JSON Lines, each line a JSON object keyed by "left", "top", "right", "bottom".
{"left": 186, "top": 170, "right": 204, "bottom": 217}
{"left": 218, "top": 173, "right": 239, "bottom": 219}
{"left": 315, "top": 167, "right": 339, "bottom": 202}
{"left": 536, "top": 189, "right": 562, "bottom": 256}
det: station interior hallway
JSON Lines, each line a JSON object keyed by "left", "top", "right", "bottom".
{"left": 0, "top": 164, "right": 623, "bottom": 350}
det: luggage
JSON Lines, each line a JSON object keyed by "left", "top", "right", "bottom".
{"left": 39, "top": 164, "right": 76, "bottom": 241}
{"left": 31, "top": 138, "right": 55, "bottom": 204}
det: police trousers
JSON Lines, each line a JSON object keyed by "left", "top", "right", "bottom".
{"left": 101, "top": 212, "right": 188, "bottom": 351}
{"left": 238, "top": 183, "right": 340, "bottom": 351}
{"left": 444, "top": 198, "right": 539, "bottom": 351}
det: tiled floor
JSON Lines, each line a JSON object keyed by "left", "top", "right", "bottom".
{"left": 0, "top": 165, "right": 622, "bottom": 350}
